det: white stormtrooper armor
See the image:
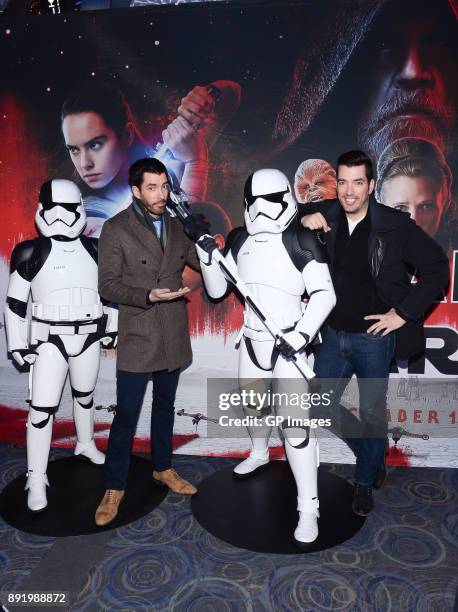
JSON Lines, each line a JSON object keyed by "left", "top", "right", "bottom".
{"left": 196, "top": 169, "right": 336, "bottom": 546}
{"left": 4, "top": 179, "right": 118, "bottom": 513}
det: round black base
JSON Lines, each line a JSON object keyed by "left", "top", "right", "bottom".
{"left": 192, "top": 462, "right": 365, "bottom": 554}
{"left": 0, "top": 455, "right": 167, "bottom": 537}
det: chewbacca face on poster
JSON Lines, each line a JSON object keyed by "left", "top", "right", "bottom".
{"left": 358, "top": 1, "right": 458, "bottom": 160}
{"left": 294, "top": 159, "right": 337, "bottom": 204}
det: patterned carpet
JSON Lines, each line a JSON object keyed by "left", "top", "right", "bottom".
{"left": 0, "top": 443, "right": 457, "bottom": 611}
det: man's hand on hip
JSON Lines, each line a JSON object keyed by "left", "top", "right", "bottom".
{"left": 364, "top": 308, "right": 406, "bottom": 336}
{"left": 300, "top": 212, "right": 331, "bottom": 232}
{"left": 148, "top": 287, "right": 190, "bottom": 303}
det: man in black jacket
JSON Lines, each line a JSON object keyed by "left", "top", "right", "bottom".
{"left": 300, "top": 150, "right": 449, "bottom": 516}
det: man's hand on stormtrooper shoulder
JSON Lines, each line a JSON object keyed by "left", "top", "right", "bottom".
{"left": 300, "top": 212, "right": 331, "bottom": 232}
{"left": 101, "top": 333, "right": 118, "bottom": 350}
{"left": 276, "top": 331, "right": 309, "bottom": 359}
{"left": 196, "top": 234, "right": 218, "bottom": 265}
{"left": 11, "top": 348, "right": 37, "bottom": 369}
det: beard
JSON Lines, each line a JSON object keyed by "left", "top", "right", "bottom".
{"left": 358, "top": 90, "right": 455, "bottom": 160}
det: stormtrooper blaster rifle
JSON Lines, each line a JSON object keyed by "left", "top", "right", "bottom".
{"left": 95, "top": 403, "right": 117, "bottom": 414}
{"left": 176, "top": 408, "right": 219, "bottom": 430}
{"left": 388, "top": 426, "right": 430, "bottom": 445}
{"left": 166, "top": 190, "right": 316, "bottom": 381}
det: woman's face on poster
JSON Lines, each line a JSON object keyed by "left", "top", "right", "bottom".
{"left": 62, "top": 111, "right": 128, "bottom": 190}
{"left": 381, "top": 174, "right": 445, "bottom": 238}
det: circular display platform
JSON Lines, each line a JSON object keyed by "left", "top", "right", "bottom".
{"left": 192, "top": 462, "right": 365, "bottom": 554}
{"left": 0, "top": 455, "right": 167, "bottom": 536}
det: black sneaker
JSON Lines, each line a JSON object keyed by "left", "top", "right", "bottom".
{"left": 373, "top": 439, "right": 390, "bottom": 490}
{"left": 352, "top": 484, "right": 374, "bottom": 516}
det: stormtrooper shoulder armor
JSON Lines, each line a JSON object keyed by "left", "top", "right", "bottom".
{"left": 80, "top": 236, "right": 98, "bottom": 264}
{"left": 10, "top": 237, "right": 52, "bottom": 281}
{"left": 282, "top": 221, "right": 329, "bottom": 272}
{"left": 224, "top": 226, "right": 248, "bottom": 263}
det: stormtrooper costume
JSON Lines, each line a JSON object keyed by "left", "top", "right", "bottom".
{"left": 196, "top": 169, "right": 336, "bottom": 545}
{"left": 4, "top": 179, "right": 117, "bottom": 512}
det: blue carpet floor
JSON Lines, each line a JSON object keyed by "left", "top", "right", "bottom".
{"left": 0, "top": 444, "right": 457, "bottom": 611}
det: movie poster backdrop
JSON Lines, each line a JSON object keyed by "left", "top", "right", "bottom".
{"left": 0, "top": 0, "right": 457, "bottom": 467}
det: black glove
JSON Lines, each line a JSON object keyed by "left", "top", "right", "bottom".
{"left": 183, "top": 213, "right": 211, "bottom": 242}
{"left": 101, "top": 332, "right": 118, "bottom": 350}
{"left": 196, "top": 235, "right": 218, "bottom": 265}
{"left": 11, "top": 348, "right": 38, "bottom": 370}
{"left": 275, "top": 332, "right": 309, "bottom": 360}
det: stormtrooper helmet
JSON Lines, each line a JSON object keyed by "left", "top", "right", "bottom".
{"left": 244, "top": 169, "right": 297, "bottom": 235}
{"left": 35, "top": 179, "right": 86, "bottom": 238}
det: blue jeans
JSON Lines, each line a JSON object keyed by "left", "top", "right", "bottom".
{"left": 313, "top": 327, "right": 395, "bottom": 486}
{"left": 104, "top": 368, "right": 181, "bottom": 490}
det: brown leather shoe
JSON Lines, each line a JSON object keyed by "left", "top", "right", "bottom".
{"left": 95, "top": 489, "right": 125, "bottom": 526}
{"left": 152, "top": 469, "right": 197, "bottom": 495}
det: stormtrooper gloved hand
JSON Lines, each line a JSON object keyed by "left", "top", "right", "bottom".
{"left": 183, "top": 213, "right": 211, "bottom": 242}
{"left": 11, "top": 349, "right": 38, "bottom": 369}
{"left": 196, "top": 234, "right": 218, "bottom": 266}
{"left": 276, "top": 331, "right": 310, "bottom": 360}
{"left": 100, "top": 333, "right": 118, "bottom": 349}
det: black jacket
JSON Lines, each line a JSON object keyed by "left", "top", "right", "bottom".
{"left": 298, "top": 198, "right": 449, "bottom": 358}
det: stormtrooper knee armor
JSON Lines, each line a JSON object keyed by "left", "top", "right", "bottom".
{"left": 4, "top": 179, "right": 117, "bottom": 512}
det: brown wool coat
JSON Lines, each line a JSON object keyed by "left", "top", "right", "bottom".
{"left": 98, "top": 205, "right": 200, "bottom": 373}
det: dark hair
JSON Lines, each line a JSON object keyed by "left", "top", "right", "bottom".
{"left": 61, "top": 83, "right": 134, "bottom": 140}
{"left": 337, "top": 150, "right": 374, "bottom": 182}
{"left": 128, "top": 158, "right": 168, "bottom": 188}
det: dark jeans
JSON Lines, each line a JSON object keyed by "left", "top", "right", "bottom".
{"left": 104, "top": 368, "right": 181, "bottom": 490}
{"left": 313, "top": 327, "right": 395, "bottom": 486}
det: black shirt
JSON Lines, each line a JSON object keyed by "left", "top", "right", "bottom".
{"left": 328, "top": 210, "right": 388, "bottom": 332}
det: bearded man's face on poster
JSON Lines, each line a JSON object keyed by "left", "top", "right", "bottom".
{"left": 358, "top": 1, "right": 458, "bottom": 161}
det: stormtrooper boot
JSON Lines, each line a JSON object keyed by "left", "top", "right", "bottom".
{"left": 25, "top": 472, "right": 50, "bottom": 513}
{"left": 294, "top": 502, "right": 319, "bottom": 547}
{"left": 74, "top": 440, "right": 105, "bottom": 464}
{"left": 233, "top": 418, "right": 271, "bottom": 479}
{"left": 73, "top": 397, "right": 105, "bottom": 464}
{"left": 284, "top": 427, "right": 320, "bottom": 547}
{"left": 26, "top": 409, "right": 53, "bottom": 512}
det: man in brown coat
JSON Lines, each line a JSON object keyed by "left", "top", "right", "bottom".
{"left": 95, "top": 157, "right": 200, "bottom": 527}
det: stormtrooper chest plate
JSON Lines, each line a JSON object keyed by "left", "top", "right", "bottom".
{"left": 31, "top": 239, "right": 102, "bottom": 322}
{"left": 237, "top": 233, "right": 304, "bottom": 295}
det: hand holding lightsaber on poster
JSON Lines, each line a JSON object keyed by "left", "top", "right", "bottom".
{"left": 151, "top": 83, "right": 221, "bottom": 164}
{"left": 166, "top": 189, "right": 316, "bottom": 381}
{"left": 148, "top": 80, "right": 241, "bottom": 206}
{"left": 150, "top": 80, "right": 241, "bottom": 163}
